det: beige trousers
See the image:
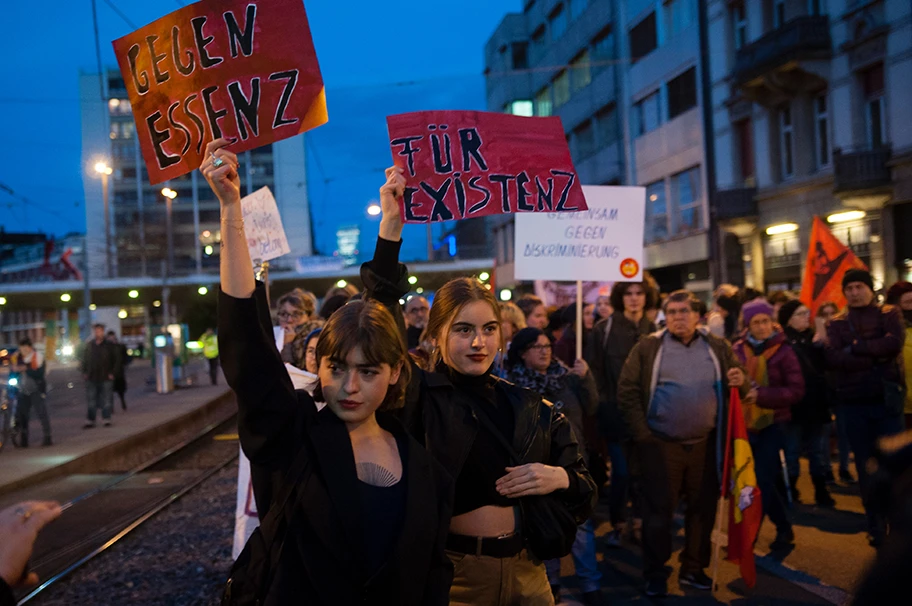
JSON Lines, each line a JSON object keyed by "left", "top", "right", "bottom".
{"left": 446, "top": 548, "right": 555, "bottom": 606}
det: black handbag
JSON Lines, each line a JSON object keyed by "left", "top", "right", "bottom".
{"left": 465, "top": 398, "right": 578, "bottom": 561}
{"left": 221, "top": 445, "right": 311, "bottom": 606}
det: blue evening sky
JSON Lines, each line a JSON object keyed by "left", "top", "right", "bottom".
{"left": 0, "top": 0, "right": 518, "bottom": 262}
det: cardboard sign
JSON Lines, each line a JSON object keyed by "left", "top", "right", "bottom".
{"left": 386, "top": 110, "right": 587, "bottom": 223}
{"left": 514, "top": 185, "right": 645, "bottom": 281}
{"left": 240, "top": 187, "right": 290, "bottom": 262}
{"left": 112, "top": 0, "right": 327, "bottom": 185}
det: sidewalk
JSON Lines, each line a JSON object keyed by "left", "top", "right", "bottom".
{"left": 0, "top": 358, "right": 233, "bottom": 494}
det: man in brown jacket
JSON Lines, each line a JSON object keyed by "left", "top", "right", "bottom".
{"left": 618, "top": 290, "right": 748, "bottom": 597}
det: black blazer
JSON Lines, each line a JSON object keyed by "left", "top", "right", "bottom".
{"left": 360, "top": 238, "right": 597, "bottom": 523}
{"left": 218, "top": 284, "right": 453, "bottom": 606}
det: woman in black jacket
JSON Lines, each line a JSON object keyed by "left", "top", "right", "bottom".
{"left": 207, "top": 140, "right": 453, "bottom": 605}
{"left": 364, "top": 167, "right": 596, "bottom": 606}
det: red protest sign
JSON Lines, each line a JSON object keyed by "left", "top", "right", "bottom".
{"left": 112, "top": 0, "right": 327, "bottom": 185}
{"left": 386, "top": 111, "right": 587, "bottom": 223}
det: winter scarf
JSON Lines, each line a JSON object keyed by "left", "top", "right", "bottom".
{"left": 507, "top": 359, "right": 569, "bottom": 400}
{"left": 742, "top": 335, "right": 782, "bottom": 431}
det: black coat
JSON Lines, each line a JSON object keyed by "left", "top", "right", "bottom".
{"left": 361, "top": 238, "right": 597, "bottom": 523}
{"left": 219, "top": 284, "right": 453, "bottom": 606}
{"left": 783, "top": 327, "right": 831, "bottom": 426}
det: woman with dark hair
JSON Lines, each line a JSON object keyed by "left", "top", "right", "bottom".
{"left": 707, "top": 284, "right": 741, "bottom": 341}
{"left": 505, "top": 328, "right": 600, "bottom": 605}
{"left": 303, "top": 327, "right": 322, "bottom": 375}
{"left": 206, "top": 140, "right": 453, "bottom": 605}
{"left": 364, "top": 166, "right": 596, "bottom": 605}
{"left": 585, "top": 280, "right": 657, "bottom": 546}
{"left": 516, "top": 294, "right": 549, "bottom": 330}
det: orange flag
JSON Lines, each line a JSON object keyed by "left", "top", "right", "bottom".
{"left": 721, "top": 388, "right": 762, "bottom": 588}
{"left": 799, "top": 216, "right": 868, "bottom": 315}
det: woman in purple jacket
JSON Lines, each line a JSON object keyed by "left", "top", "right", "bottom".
{"left": 732, "top": 300, "right": 805, "bottom": 551}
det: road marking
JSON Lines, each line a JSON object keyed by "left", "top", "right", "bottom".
{"left": 213, "top": 434, "right": 238, "bottom": 441}
{"left": 754, "top": 551, "right": 852, "bottom": 605}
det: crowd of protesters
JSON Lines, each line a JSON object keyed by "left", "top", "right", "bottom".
{"left": 5, "top": 149, "right": 911, "bottom": 605}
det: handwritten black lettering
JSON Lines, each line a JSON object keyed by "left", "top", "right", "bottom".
{"left": 430, "top": 129, "right": 453, "bottom": 174}
{"left": 127, "top": 44, "right": 149, "bottom": 95}
{"left": 268, "top": 70, "right": 299, "bottom": 128}
{"left": 535, "top": 176, "right": 554, "bottom": 211}
{"left": 458, "top": 127, "right": 488, "bottom": 171}
{"left": 402, "top": 187, "right": 426, "bottom": 222}
{"left": 192, "top": 16, "right": 224, "bottom": 68}
{"left": 224, "top": 4, "right": 257, "bottom": 58}
{"left": 171, "top": 26, "right": 195, "bottom": 76}
{"left": 227, "top": 78, "right": 261, "bottom": 140}
{"left": 516, "top": 171, "right": 533, "bottom": 211}
{"left": 391, "top": 136, "right": 423, "bottom": 178}
{"left": 183, "top": 94, "right": 206, "bottom": 155}
{"left": 489, "top": 174, "right": 515, "bottom": 213}
{"left": 552, "top": 170, "right": 577, "bottom": 211}
{"left": 201, "top": 85, "right": 228, "bottom": 140}
{"left": 467, "top": 177, "right": 492, "bottom": 215}
{"left": 146, "top": 111, "right": 180, "bottom": 169}
{"left": 421, "top": 179, "right": 454, "bottom": 221}
{"left": 145, "top": 35, "right": 169, "bottom": 85}
{"left": 167, "top": 101, "right": 192, "bottom": 156}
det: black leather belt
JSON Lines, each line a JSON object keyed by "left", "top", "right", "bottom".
{"left": 446, "top": 532, "right": 524, "bottom": 558}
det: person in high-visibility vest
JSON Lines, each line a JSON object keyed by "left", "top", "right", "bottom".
{"left": 200, "top": 328, "right": 219, "bottom": 385}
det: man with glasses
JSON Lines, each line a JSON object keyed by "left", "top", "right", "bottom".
{"left": 404, "top": 295, "right": 430, "bottom": 350}
{"left": 618, "top": 290, "right": 748, "bottom": 597}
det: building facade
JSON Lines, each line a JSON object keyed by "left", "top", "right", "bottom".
{"left": 484, "top": 0, "right": 714, "bottom": 295}
{"left": 708, "top": 0, "right": 912, "bottom": 292}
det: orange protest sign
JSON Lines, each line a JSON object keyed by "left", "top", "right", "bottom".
{"left": 799, "top": 216, "right": 868, "bottom": 314}
{"left": 112, "top": 0, "right": 327, "bottom": 184}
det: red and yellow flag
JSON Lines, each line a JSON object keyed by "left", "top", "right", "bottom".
{"left": 799, "top": 216, "right": 868, "bottom": 315}
{"left": 721, "top": 389, "right": 763, "bottom": 588}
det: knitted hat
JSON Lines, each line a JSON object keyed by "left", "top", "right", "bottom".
{"left": 777, "top": 299, "right": 803, "bottom": 327}
{"left": 842, "top": 268, "right": 874, "bottom": 292}
{"left": 507, "top": 327, "right": 546, "bottom": 370}
{"left": 742, "top": 299, "right": 774, "bottom": 326}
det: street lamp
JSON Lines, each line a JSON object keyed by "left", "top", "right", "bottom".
{"left": 198, "top": 286, "right": 209, "bottom": 295}
{"left": 367, "top": 203, "right": 381, "bottom": 216}
{"left": 60, "top": 293, "right": 72, "bottom": 303}
{"left": 94, "top": 161, "right": 113, "bottom": 278}
{"left": 161, "top": 187, "right": 177, "bottom": 325}
{"left": 128, "top": 289, "right": 139, "bottom": 299}
{"left": 336, "top": 279, "right": 347, "bottom": 288}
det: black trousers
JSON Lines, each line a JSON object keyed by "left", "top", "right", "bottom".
{"left": 16, "top": 392, "right": 51, "bottom": 443}
{"left": 208, "top": 357, "right": 220, "bottom": 385}
{"left": 636, "top": 435, "right": 718, "bottom": 581}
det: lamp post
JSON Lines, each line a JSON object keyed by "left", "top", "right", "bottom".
{"left": 94, "top": 162, "right": 113, "bottom": 278}
{"left": 161, "top": 187, "right": 177, "bottom": 327}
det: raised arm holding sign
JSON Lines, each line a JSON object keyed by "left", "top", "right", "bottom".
{"left": 113, "top": 0, "right": 327, "bottom": 184}
{"left": 386, "top": 110, "right": 588, "bottom": 223}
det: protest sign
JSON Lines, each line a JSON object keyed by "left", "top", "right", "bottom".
{"left": 113, "top": 0, "right": 327, "bottom": 185}
{"left": 240, "top": 187, "right": 290, "bottom": 262}
{"left": 386, "top": 110, "right": 587, "bottom": 223}
{"left": 514, "top": 185, "right": 645, "bottom": 282}
{"left": 533, "top": 281, "right": 613, "bottom": 308}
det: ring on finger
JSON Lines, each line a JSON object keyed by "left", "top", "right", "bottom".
{"left": 211, "top": 152, "right": 225, "bottom": 168}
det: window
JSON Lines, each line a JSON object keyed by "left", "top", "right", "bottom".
{"left": 863, "top": 64, "right": 885, "bottom": 147}
{"left": 815, "top": 94, "right": 830, "bottom": 168}
{"left": 570, "top": 0, "right": 588, "bottom": 20}
{"left": 571, "top": 50, "right": 591, "bottom": 91}
{"left": 531, "top": 24, "right": 546, "bottom": 53}
{"left": 779, "top": 105, "right": 794, "bottom": 178}
{"left": 507, "top": 100, "right": 534, "bottom": 117}
{"left": 645, "top": 180, "right": 668, "bottom": 242}
{"left": 121, "top": 121, "right": 134, "bottom": 139}
{"left": 735, "top": 119, "right": 755, "bottom": 183}
{"left": 591, "top": 27, "right": 614, "bottom": 75}
{"left": 774, "top": 0, "right": 786, "bottom": 27}
{"left": 595, "top": 104, "right": 618, "bottom": 146}
{"left": 553, "top": 70, "right": 570, "bottom": 106}
{"left": 731, "top": 2, "right": 747, "bottom": 50}
{"left": 121, "top": 166, "right": 137, "bottom": 179}
{"left": 672, "top": 166, "right": 703, "bottom": 233}
{"left": 666, "top": 67, "right": 697, "bottom": 119}
{"left": 549, "top": 4, "right": 567, "bottom": 41}
{"left": 573, "top": 121, "right": 596, "bottom": 159}
{"left": 665, "top": 0, "right": 695, "bottom": 40}
{"left": 629, "top": 12, "right": 658, "bottom": 62}
{"left": 633, "top": 91, "right": 661, "bottom": 136}
{"left": 808, "top": 0, "right": 825, "bottom": 15}
{"left": 535, "top": 87, "right": 553, "bottom": 116}
{"left": 511, "top": 43, "right": 529, "bottom": 70}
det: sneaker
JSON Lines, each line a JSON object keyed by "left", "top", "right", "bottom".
{"left": 581, "top": 590, "right": 605, "bottom": 605}
{"left": 83, "top": 422, "right": 96, "bottom": 429}
{"left": 679, "top": 570, "right": 713, "bottom": 590}
{"left": 770, "top": 527, "right": 795, "bottom": 551}
{"left": 645, "top": 578, "right": 668, "bottom": 597}
{"left": 103, "top": 420, "right": 112, "bottom": 427}
{"left": 604, "top": 528, "right": 623, "bottom": 548}
{"left": 550, "top": 584, "right": 561, "bottom": 603}
{"left": 839, "top": 467, "right": 856, "bottom": 484}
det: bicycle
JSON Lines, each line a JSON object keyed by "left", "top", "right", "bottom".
{"left": 0, "top": 378, "right": 21, "bottom": 453}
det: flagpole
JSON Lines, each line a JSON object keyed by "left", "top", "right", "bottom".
{"left": 712, "top": 388, "right": 738, "bottom": 594}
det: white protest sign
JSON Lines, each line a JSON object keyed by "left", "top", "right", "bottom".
{"left": 240, "top": 187, "right": 291, "bottom": 263}
{"left": 514, "top": 185, "right": 645, "bottom": 282}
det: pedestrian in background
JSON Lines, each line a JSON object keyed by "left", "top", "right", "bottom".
{"left": 107, "top": 331, "right": 129, "bottom": 411}
{"left": 11, "top": 338, "right": 50, "bottom": 447}
{"left": 885, "top": 281, "right": 912, "bottom": 429}
{"left": 200, "top": 328, "right": 220, "bottom": 386}
{"left": 81, "top": 323, "right": 118, "bottom": 428}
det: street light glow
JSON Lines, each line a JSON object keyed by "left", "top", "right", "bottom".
{"left": 204, "top": 245, "right": 214, "bottom": 256}
{"left": 202, "top": 230, "right": 211, "bottom": 238}
{"left": 60, "top": 293, "right": 72, "bottom": 302}
{"left": 479, "top": 272, "right": 490, "bottom": 282}
{"left": 336, "top": 279, "right": 347, "bottom": 288}
{"left": 118, "top": 309, "right": 128, "bottom": 319}
{"left": 153, "top": 300, "right": 162, "bottom": 308}
{"left": 161, "top": 187, "right": 177, "bottom": 199}
{"left": 827, "top": 210, "right": 866, "bottom": 224}
{"left": 367, "top": 203, "right": 381, "bottom": 216}
{"left": 128, "top": 289, "right": 139, "bottom": 299}
{"left": 408, "top": 276, "right": 418, "bottom": 285}
{"left": 0, "top": 297, "right": 6, "bottom": 305}
{"left": 499, "top": 289, "right": 512, "bottom": 301}
{"left": 198, "top": 286, "right": 209, "bottom": 295}
{"left": 416, "top": 287, "right": 424, "bottom": 294}
{"left": 89, "top": 304, "right": 97, "bottom": 311}
{"left": 765, "top": 223, "right": 799, "bottom": 236}
{"left": 94, "top": 162, "right": 112, "bottom": 175}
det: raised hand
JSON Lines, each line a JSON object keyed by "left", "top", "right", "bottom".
{"left": 200, "top": 138, "right": 241, "bottom": 207}
{"left": 378, "top": 166, "right": 406, "bottom": 242}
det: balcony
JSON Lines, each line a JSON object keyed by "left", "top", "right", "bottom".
{"left": 833, "top": 146, "right": 892, "bottom": 195}
{"left": 714, "top": 187, "right": 757, "bottom": 221}
{"left": 732, "top": 16, "right": 832, "bottom": 106}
